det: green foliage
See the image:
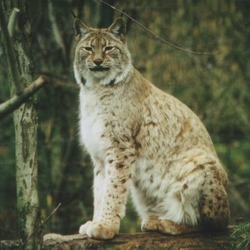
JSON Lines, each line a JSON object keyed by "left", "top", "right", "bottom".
{"left": 0, "top": 0, "right": 250, "bottom": 242}
{"left": 231, "top": 222, "right": 250, "bottom": 250}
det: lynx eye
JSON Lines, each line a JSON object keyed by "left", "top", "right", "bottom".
{"left": 104, "top": 46, "right": 114, "bottom": 52}
{"left": 84, "top": 47, "right": 93, "bottom": 52}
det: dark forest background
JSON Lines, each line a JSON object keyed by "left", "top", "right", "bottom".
{"left": 0, "top": 0, "right": 250, "bottom": 240}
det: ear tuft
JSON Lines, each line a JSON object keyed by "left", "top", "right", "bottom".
{"left": 73, "top": 18, "right": 90, "bottom": 38}
{"left": 108, "top": 18, "right": 126, "bottom": 38}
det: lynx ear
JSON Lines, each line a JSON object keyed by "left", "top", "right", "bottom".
{"left": 74, "top": 18, "right": 90, "bottom": 38}
{"left": 108, "top": 18, "right": 126, "bottom": 39}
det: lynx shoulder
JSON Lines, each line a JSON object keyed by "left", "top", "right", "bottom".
{"left": 73, "top": 18, "right": 230, "bottom": 239}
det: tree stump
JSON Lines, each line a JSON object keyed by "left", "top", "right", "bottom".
{"left": 43, "top": 230, "right": 231, "bottom": 249}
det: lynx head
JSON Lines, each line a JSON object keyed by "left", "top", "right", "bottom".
{"left": 73, "top": 18, "right": 132, "bottom": 87}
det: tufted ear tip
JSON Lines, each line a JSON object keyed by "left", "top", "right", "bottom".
{"left": 74, "top": 18, "right": 90, "bottom": 38}
{"left": 108, "top": 18, "right": 126, "bottom": 37}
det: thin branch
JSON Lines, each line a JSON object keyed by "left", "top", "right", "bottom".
{"left": 0, "top": 75, "right": 48, "bottom": 120}
{"left": 20, "top": 203, "right": 62, "bottom": 249}
{"left": 0, "top": 74, "right": 79, "bottom": 121}
{"left": 100, "top": 0, "right": 219, "bottom": 56}
{"left": 36, "top": 73, "right": 79, "bottom": 90}
{"left": 7, "top": 7, "right": 20, "bottom": 38}
{"left": 41, "top": 203, "right": 62, "bottom": 230}
{"left": 0, "top": 3, "right": 23, "bottom": 94}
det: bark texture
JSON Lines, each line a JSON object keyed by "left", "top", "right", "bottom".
{"left": 1, "top": 0, "right": 41, "bottom": 248}
{"left": 43, "top": 231, "right": 231, "bottom": 250}
{"left": 14, "top": 102, "right": 40, "bottom": 249}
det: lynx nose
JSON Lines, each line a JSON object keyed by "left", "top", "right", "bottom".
{"left": 93, "top": 58, "right": 103, "bottom": 66}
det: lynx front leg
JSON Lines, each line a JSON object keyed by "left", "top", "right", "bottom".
{"left": 92, "top": 160, "right": 105, "bottom": 221}
{"left": 79, "top": 146, "right": 135, "bottom": 239}
{"left": 79, "top": 160, "right": 108, "bottom": 237}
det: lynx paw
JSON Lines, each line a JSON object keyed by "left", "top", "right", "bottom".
{"left": 141, "top": 216, "right": 159, "bottom": 232}
{"left": 79, "top": 221, "right": 118, "bottom": 239}
{"left": 158, "top": 219, "right": 199, "bottom": 235}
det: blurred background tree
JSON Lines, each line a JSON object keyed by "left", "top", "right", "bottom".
{"left": 0, "top": 0, "right": 249, "bottom": 241}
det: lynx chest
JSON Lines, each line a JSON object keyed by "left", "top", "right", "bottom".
{"left": 78, "top": 90, "right": 109, "bottom": 160}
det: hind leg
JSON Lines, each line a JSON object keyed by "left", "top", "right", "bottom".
{"left": 158, "top": 219, "right": 199, "bottom": 235}
{"left": 141, "top": 216, "right": 159, "bottom": 232}
{"left": 139, "top": 158, "right": 206, "bottom": 234}
{"left": 136, "top": 152, "right": 229, "bottom": 234}
{"left": 200, "top": 177, "right": 230, "bottom": 229}
{"left": 142, "top": 216, "right": 199, "bottom": 235}
{"left": 141, "top": 181, "right": 202, "bottom": 235}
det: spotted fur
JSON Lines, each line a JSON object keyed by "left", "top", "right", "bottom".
{"left": 73, "top": 18, "right": 230, "bottom": 239}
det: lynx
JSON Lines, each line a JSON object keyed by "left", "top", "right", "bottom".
{"left": 73, "top": 18, "right": 230, "bottom": 239}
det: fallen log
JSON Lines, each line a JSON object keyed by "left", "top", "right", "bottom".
{"left": 42, "top": 230, "right": 232, "bottom": 250}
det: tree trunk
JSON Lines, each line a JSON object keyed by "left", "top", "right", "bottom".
{"left": 12, "top": 5, "right": 41, "bottom": 250}
{"left": 14, "top": 102, "right": 40, "bottom": 249}
{"left": 1, "top": 0, "right": 41, "bottom": 248}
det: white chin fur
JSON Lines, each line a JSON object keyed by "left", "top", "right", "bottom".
{"left": 74, "top": 62, "right": 133, "bottom": 87}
